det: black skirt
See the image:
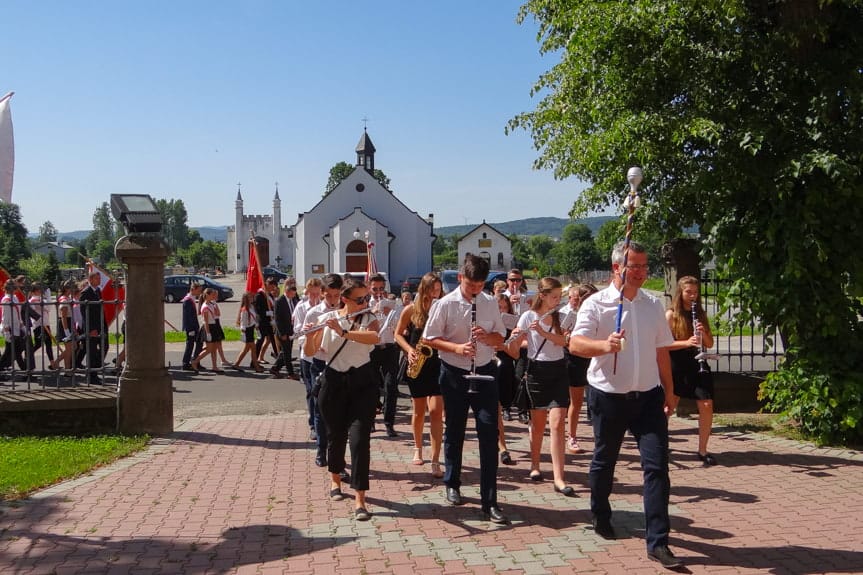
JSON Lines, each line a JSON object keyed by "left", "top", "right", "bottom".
{"left": 525, "top": 359, "right": 570, "bottom": 409}
{"left": 209, "top": 319, "right": 225, "bottom": 343}
{"left": 566, "top": 352, "right": 590, "bottom": 388}
{"left": 670, "top": 348, "right": 714, "bottom": 400}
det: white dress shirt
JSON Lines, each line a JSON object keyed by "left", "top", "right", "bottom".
{"left": 423, "top": 289, "right": 505, "bottom": 370}
{"left": 573, "top": 284, "right": 674, "bottom": 394}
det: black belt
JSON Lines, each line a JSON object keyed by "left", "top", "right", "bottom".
{"left": 375, "top": 343, "right": 396, "bottom": 349}
{"left": 604, "top": 386, "right": 661, "bottom": 401}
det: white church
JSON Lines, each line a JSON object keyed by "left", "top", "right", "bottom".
{"left": 226, "top": 130, "right": 436, "bottom": 288}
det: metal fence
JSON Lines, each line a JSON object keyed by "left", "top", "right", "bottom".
{"left": 699, "top": 272, "right": 784, "bottom": 373}
{"left": 0, "top": 297, "right": 125, "bottom": 392}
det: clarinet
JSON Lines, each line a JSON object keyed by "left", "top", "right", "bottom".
{"left": 691, "top": 300, "right": 711, "bottom": 373}
{"left": 465, "top": 297, "right": 495, "bottom": 392}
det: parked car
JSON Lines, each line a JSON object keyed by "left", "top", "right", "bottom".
{"left": 262, "top": 266, "right": 288, "bottom": 283}
{"left": 483, "top": 271, "right": 509, "bottom": 293}
{"left": 440, "top": 269, "right": 459, "bottom": 294}
{"left": 164, "top": 275, "right": 234, "bottom": 303}
{"left": 400, "top": 275, "right": 423, "bottom": 294}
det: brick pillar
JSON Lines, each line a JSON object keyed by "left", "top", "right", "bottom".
{"left": 115, "top": 235, "right": 173, "bottom": 434}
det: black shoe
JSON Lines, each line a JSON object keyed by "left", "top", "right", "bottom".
{"left": 354, "top": 507, "right": 371, "bottom": 521}
{"left": 647, "top": 546, "right": 682, "bottom": 569}
{"left": 482, "top": 505, "right": 508, "bottom": 524}
{"left": 445, "top": 487, "right": 463, "bottom": 506}
{"left": 339, "top": 470, "right": 350, "bottom": 482}
{"left": 502, "top": 410, "right": 512, "bottom": 422}
{"left": 309, "top": 429, "right": 317, "bottom": 441}
{"left": 697, "top": 452, "right": 717, "bottom": 466}
{"left": 500, "top": 450, "right": 513, "bottom": 465}
{"left": 518, "top": 411, "right": 530, "bottom": 424}
{"left": 385, "top": 424, "right": 398, "bottom": 438}
{"left": 315, "top": 453, "right": 327, "bottom": 467}
{"left": 592, "top": 517, "right": 616, "bottom": 540}
{"left": 553, "top": 484, "right": 576, "bottom": 497}
{"left": 181, "top": 364, "right": 196, "bottom": 372}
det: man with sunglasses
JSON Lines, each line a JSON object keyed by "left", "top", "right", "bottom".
{"left": 302, "top": 274, "right": 344, "bottom": 468}
{"left": 569, "top": 241, "right": 680, "bottom": 569}
{"left": 368, "top": 274, "right": 403, "bottom": 437}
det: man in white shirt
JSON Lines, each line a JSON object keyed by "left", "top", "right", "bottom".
{"left": 570, "top": 240, "right": 680, "bottom": 569}
{"left": 423, "top": 254, "right": 508, "bottom": 524}
{"left": 368, "top": 274, "right": 403, "bottom": 437}
{"left": 303, "top": 274, "right": 345, "bottom": 468}
{"left": 292, "top": 277, "right": 322, "bottom": 440}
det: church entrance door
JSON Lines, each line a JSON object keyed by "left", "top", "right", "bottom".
{"left": 345, "top": 239, "right": 367, "bottom": 272}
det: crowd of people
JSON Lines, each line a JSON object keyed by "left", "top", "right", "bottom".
{"left": 185, "top": 244, "right": 712, "bottom": 569}
{"left": 1, "top": 243, "right": 718, "bottom": 569}
{"left": 1, "top": 270, "right": 115, "bottom": 385}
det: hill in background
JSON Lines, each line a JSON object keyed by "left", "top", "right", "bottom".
{"left": 42, "top": 216, "right": 616, "bottom": 244}
{"left": 434, "top": 216, "right": 615, "bottom": 238}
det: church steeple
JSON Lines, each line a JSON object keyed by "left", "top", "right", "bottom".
{"left": 356, "top": 128, "right": 376, "bottom": 173}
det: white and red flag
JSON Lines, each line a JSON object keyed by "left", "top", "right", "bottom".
{"left": 0, "top": 92, "right": 14, "bottom": 204}
{"left": 87, "top": 260, "right": 125, "bottom": 327}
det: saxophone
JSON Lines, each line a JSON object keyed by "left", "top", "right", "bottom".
{"left": 407, "top": 341, "right": 433, "bottom": 379}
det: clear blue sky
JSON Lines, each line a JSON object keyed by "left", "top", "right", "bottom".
{"left": 2, "top": 0, "right": 590, "bottom": 235}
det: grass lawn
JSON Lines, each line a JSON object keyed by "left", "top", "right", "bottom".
{"left": 0, "top": 435, "right": 150, "bottom": 501}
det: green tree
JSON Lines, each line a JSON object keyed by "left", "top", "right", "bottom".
{"left": 0, "top": 203, "right": 30, "bottom": 274}
{"left": 593, "top": 218, "right": 665, "bottom": 274}
{"left": 509, "top": 0, "right": 863, "bottom": 443}
{"left": 38, "top": 221, "right": 58, "bottom": 243}
{"left": 186, "top": 240, "right": 226, "bottom": 270}
{"left": 324, "top": 161, "right": 392, "bottom": 196}
{"left": 509, "top": 234, "right": 530, "bottom": 270}
{"left": 551, "top": 223, "right": 602, "bottom": 277}
{"left": 432, "top": 233, "right": 459, "bottom": 269}
{"left": 155, "top": 198, "right": 192, "bottom": 252}
{"left": 18, "top": 253, "right": 53, "bottom": 285}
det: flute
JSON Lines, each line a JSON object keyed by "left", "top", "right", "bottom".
{"left": 290, "top": 308, "right": 373, "bottom": 339}
{"left": 503, "top": 302, "right": 566, "bottom": 345}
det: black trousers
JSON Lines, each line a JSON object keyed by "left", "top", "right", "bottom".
{"left": 273, "top": 336, "right": 295, "bottom": 374}
{"left": 370, "top": 344, "right": 400, "bottom": 425}
{"left": 0, "top": 335, "right": 28, "bottom": 370}
{"left": 588, "top": 386, "right": 671, "bottom": 551}
{"left": 317, "top": 362, "right": 378, "bottom": 491}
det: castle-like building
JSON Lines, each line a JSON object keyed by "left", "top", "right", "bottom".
{"left": 226, "top": 130, "right": 436, "bottom": 288}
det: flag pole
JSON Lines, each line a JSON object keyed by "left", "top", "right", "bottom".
{"left": 249, "top": 230, "right": 281, "bottom": 354}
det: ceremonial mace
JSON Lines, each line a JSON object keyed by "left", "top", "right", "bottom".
{"left": 613, "top": 166, "right": 643, "bottom": 375}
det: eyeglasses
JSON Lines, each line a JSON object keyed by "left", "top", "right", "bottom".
{"left": 625, "top": 264, "right": 650, "bottom": 271}
{"left": 507, "top": 277, "right": 522, "bottom": 282}
{"left": 348, "top": 294, "right": 371, "bottom": 305}
{"left": 370, "top": 286, "right": 386, "bottom": 292}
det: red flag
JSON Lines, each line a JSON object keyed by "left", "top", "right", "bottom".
{"left": 245, "top": 240, "right": 263, "bottom": 294}
{"left": 87, "top": 261, "right": 125, "bottom": 326}
{"left": 0, "top": 266, "right": 24, "bottom": 301}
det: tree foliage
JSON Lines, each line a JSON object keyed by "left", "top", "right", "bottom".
{"left": 551, "top": 223, "right": 603, "bottom": 278}
{"left": 38, "top": 221, "right": 58, "bottom": 243}
{"left": 155, "top": 198, "right": 192, "bottom": 252}
{"left": 510, "top": 0, "right": 863, "bottom": 443}
{"left": 325, "top": 161, "right": 392, "bottom": 196}
{"left": 0, "top": 203, "right": 30, "bottom": 274}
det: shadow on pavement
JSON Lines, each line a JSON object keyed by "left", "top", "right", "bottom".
{"left": 1, "top": 497, "right": 353, "bottom": 574}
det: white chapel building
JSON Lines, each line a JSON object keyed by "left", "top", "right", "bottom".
{"left": 227, "top": 130, "right": 436, "bottom": 288}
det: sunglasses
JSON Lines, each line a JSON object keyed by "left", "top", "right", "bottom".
{"left": 508, "top": 277, "right": 522, "bottom": 282}
{"left": 348, "top": 294, "right": 371, "bottom": 305}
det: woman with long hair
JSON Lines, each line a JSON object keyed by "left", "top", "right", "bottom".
{"left": 53, "top": 280, "right": 75, "bottom": 372}
{"left": 666, "top": 276, "right": 717, "bottom": 465}
{"left": 562, "top": 283, "right": 598, "bottom": 454}
{"left": 233, "top": 291, "right": 263, "bottom": 372}
{"left": 192, "top": 288, "right": 224, "bottom": 373}
{"left": 394, "top": 272, "right": 445, "bottom": 478}
{"left": 506, "top": 277, "right": 574, "bottom": 496}
{"left": 306, "top": 278, "right": 381, "bottom": 521}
